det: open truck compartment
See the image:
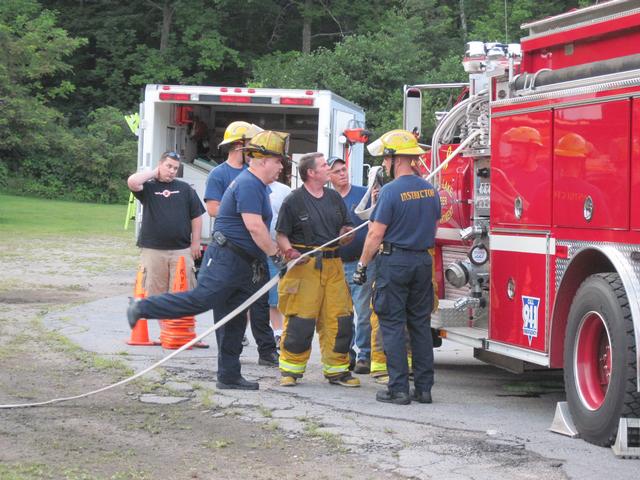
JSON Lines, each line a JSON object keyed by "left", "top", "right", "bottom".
{"left": 136, "top": 85, "right": 365, "bottom": 243}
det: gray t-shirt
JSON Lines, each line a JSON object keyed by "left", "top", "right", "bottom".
{"left": 269, "top": 181, "right": 292, "bottom": 240}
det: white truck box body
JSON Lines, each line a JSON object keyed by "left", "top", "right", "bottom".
{"left": 136, "top": 84, "right": 366, "bottom": 243}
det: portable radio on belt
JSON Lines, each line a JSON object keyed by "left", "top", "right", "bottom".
{"left": 213, "top": 231, "right": 227, "bottom": 246}
{"left": 380, "top": 242, "right": 392, "bottom": 255}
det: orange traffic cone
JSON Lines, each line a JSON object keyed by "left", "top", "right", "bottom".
{"left": 160, "top": 256, "right": 208, "bottom": 349}
{"left": 126, "top": 267, "right": 158, "bottom": 346}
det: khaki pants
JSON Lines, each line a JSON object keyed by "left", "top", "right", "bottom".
{"left": 140, "top": 247, "right": 196, "bottom": 296}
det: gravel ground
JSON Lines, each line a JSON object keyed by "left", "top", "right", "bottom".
{"left": 0, "top": 234, "right": 402, "bottom": 480}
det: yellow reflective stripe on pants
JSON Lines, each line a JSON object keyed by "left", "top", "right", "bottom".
{"left": 322, "top": 363, "right": 349, "bottom": 376}
{"left": 370, "top": 360, "right": 388, "bottom": 376}
{"left": 279, "top": 358, "right": 306, "bottom": 375}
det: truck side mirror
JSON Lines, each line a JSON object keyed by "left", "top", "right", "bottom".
{"left": 403, "top": 87, "right": 422, "bottom": 137}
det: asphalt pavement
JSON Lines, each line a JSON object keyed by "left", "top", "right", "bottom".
{"left": 43, "top": 294, "right": 640, "bottom": 479}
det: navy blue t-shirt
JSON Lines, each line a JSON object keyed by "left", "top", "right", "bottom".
{"left": 338, "top": 185, "right": 369, "bottom": 262}
{"left": 214, "top": 169, "right": 272, "bottom": 259}
{"left": 370, "top": 175, "right": 441, "bottom": 250}
{"left": 204, "top": 162, "right": 246, "bottom": 202}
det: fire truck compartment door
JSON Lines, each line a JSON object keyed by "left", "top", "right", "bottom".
{"left": 553, "top": 99, "right": 630, "bottom": 229}
{"left": 489, "top": 235, "right": 551, "bottom": 353}
{"left": 490, "top": 111, "right": 552, "bottom": 227}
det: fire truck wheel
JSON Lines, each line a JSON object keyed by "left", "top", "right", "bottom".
{"left": 563, "top": 272, "right": 640, "bottom": 446}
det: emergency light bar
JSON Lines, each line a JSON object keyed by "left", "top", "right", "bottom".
{"left": 279, "top": 97, "right": 314, "bottom": 106}
{"left": 159, "top": 93, "right": 192, "bottom": 101}
{"left": 158, "top": 92, "right": 315, "bottom": 107}
{"left": 220, "top": 95, "right": 251, "bottom": 103}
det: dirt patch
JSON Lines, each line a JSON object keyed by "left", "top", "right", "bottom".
{"left": 0, "top": 289, "right": 86, "bottom": 304}
{"left": 0, "top": 234, "right": 400, "bottom": 480}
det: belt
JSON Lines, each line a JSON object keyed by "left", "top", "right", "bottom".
{"left": 294, "top": 245, "right": 340, "bottom": 259}
{"left": 213, "top": 231, "right": 266, "bottom": 284}
{"left": 380, "top": 241, "right": 430, "bottom": 255}
{"left": 214, "top": 231, "right": 257, "bottom": 264}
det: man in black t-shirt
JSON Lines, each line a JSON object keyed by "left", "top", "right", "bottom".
{"left": 128, "top": 151, "right": 205, "bottom": 297}
{"left": 275, "top": 152, "right": 359, "bottom": 388}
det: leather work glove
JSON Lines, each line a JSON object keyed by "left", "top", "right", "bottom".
{"left": 270, "top": 254, "right": 288, "bottom": 276}
{"left": 352, "top": 262, "right": 367, "bottom": 286}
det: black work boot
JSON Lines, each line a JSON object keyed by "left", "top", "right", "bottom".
{"left": 411, "top": 389, "right": 432, "bottom": 404}
{"left": 258, "top": 350, "right": 279, "bottom": 367}
{"left": 376, "top": 390, "right": 411, "bottom": 405}
{"left": 127, "top": 298, "right": 142, "bottom": 329}
{"left": 216, "top": 377, "right": 259, "bottom": 390}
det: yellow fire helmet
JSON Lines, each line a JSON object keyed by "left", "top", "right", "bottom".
{"left": 244, "top": 130, "right": 290, "bottom": 160}
{"left": 503, "top": 126, "right": 543, "bottom": 146}
{"left": 554, "top": 132, "right": 591, "bottom": 158}
{"left": 218, "top": 121, "right": 264, "bottom": 148}
{"left": 367, "top": 129, "right": 427, "bottom": 157}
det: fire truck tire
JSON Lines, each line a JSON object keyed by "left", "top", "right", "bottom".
{"left": 563, "top": 272, "right": 640, "bottom": 446}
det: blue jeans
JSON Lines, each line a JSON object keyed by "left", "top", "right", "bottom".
{"left": 343, "top": 259, "right": 375, "bottom": 362}
{"left": 267, "top": 258, "right": 279, "bottom": 307}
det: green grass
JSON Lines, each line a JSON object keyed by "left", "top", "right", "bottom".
{"left": 203, "top": 439, "right": 234, "bottom": 449}
{"left": 0, "top": 194, "right": 133, "bottom": 237}
{"left": 0, "top": 463, "right": 52, "bottom": 480}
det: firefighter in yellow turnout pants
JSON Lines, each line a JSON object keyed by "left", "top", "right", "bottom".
{"left": 276, "top": 152, "right": 360, "bottom": 387}
{"left": 370, "top": 309, "right": 411, "bottom": 383}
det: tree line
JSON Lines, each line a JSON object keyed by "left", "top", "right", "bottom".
{"left": 0, "top": 0, "right": 590, "bottom": 203}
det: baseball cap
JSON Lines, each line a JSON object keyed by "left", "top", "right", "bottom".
{"left": 327, "top": 156, "right": 345, "bottom": 168}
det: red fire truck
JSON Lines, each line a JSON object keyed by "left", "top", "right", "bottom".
{"left": 404, "top": 0, "right": 640, "bottom": 448}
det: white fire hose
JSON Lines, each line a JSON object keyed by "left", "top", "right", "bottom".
{"left": 0, "top": 224, "right": 368, "bottom": 409}
{"left": 0, "top": 130, "right": 482, "bottom": 409}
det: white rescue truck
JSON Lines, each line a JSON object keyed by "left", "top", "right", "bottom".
{"left": 135, "top": 85, "right": 366, "bottom": 242}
